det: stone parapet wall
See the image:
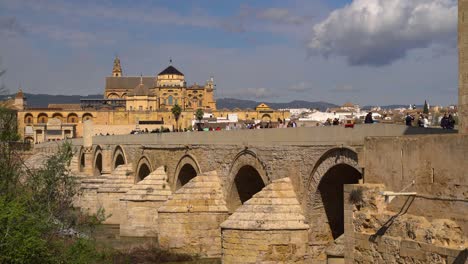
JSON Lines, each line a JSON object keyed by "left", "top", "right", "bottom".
{"left": 222, "top": 229, "right": 309, "bottom": 264}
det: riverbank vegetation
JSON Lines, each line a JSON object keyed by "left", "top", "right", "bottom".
{"left": 0, "top": 106, "right": 209, "bottom": 263}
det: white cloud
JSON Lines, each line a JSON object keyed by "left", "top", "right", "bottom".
{"left": 330, "top": 84, "right": 361, "bottom": 93}
{"left": 257, "top": 8, "right": 305, "bottom": 25}
{"left": 287, "top": 81, "right": 311, "bottom": 92}
{"left": 224, "top": 87, "right": 277, "bottom": 99}
{"left": 308, "top": 0, "right": 457, "bottom": 66}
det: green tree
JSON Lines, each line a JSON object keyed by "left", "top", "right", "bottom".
{"left": 171, "top": 104, "right": 182, "bottom": 131}
{"left": 423, "top": 100, "right": 429, "bottom": 115}
{"left": 195, "top": 108, "right": 204, "bottom": 131}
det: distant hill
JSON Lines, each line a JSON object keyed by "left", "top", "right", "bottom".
{"left": 0, "top": 93, "right": 102, "bottom": 107}
{"left": 0, "top": 93, "right": 339, "bottom": 111}
{"left": 217, "top": 98, "right": 338, "bottom": 111}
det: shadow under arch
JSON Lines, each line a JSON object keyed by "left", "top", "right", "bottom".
{"left": 307, "top": 147, "right": 362, "bottom": 244}
{"left": 173, "top": 154, "right": 201, "bottom": 190}
{"left": 93, "top": 146, "right": 103, "bottom": 176}
{"left": 78, "top": 147, "right": 85, "bottom": 173}
{"left": 226, "top": 149, "right": 269, "bottom": 213}
{"left": 112, "top": 145, "right": 127, "bottom": 171}
{"left": 135, "top": 156, "right": 152, "bottom": 183}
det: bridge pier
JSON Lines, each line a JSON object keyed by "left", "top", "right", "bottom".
{"left": 221, "top": 178, "right": 309, "bottom": 263}
{"left": 82, "top": 147, "right": 95, "bottom": 176}
{"left": 119, "top": 166, "right": 172, "bottom": 237}
{"left": 158, "top": 171, "right": 229, "bottom": 258}
{"left": 100, "top": 145, "right": 113, "bottom": 175}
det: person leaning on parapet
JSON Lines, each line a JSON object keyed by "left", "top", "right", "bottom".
{"left": 440, "top": 113, "right": 449, "bottom": 129}
{"left": 364, "top": 112, "right": 374, "bottom": 124}
{"left": 423, "top": 115, "right": 429, "bottom": 128}
{"left": 417, "top": 114, "right": 424, "bottom": 128}
{"left": 447, "top": 114, "right": 455, "bottom": 129}
{"left": 405, "top": 113, "right": 414, "bottom": 126}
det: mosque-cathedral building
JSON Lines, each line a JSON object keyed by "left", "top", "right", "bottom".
{"left": 12, "top": 57, "right": 289, "bottom": 143}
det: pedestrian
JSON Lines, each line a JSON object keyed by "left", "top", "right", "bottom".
{"left": 440, "top": 113, "right": 449, "bottom": 129}
{"left": 332, "top": 118, "right": 339, "bottom": 125}
{"left": 417, "top": 114, "right": 424, "bottom": 127}
{"left": 423, "top": 115, "right": 429, "bottom": 128}
{"left": 405, "top": 113, "right": 414, "bottom": 126}
{"left": 364, "top": 112, "right": 374, "bottom": 124}
{"left": 448, "top": 114, "right": 455, "bottom": 129}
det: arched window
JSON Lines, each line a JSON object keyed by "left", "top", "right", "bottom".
{"left": 168, "top": 95, "right": 173, "bottom": 105}
{"left": 130, "top": 106, "right": 133, "bottom": 111}
{"left": 139, "top": 106, "right": 143, "bottom": 111}
{"left": 175, "top": 99, "right": 178, "bottom": 105}
{"left": 149, "top": 106, "right": 153, "bottom": 111}
{"left": 198, "top": 100, "right": 202, "bottom": 107}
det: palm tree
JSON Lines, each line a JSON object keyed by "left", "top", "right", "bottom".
{"left": 171, "top": 104, "right": 182, "bottom": 131}
{"left": 195, "top": 108, "right": 204, "bottom": 131}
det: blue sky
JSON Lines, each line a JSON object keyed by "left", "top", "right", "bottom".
{"left": 0, "top": 0, "right": 458, "bottom": 106}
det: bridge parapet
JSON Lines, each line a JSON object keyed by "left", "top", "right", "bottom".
{"left": 88, "top": 124, "right": 453, "bottom": 148}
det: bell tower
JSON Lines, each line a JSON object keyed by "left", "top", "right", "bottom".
{"left": 112, "top": 56, "right": 122, "bottom": 77}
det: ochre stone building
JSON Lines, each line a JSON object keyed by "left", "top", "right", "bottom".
{"left": 14, "top": 57, "right": 289, "bottom": 143}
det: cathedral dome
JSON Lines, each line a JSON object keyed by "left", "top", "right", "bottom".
{"left": 158, "top": 65, "right": 184, "bottom": 76}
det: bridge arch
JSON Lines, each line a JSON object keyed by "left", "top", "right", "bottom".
{"left": 78, "top": 147, "right": 85, "bottom": 173}
{"left": 136, "top": 156, "right": 152, "bottom": 183}
{"left": 226, "top": 149, "right": 269, "bottom": 213}
{"left": 93, "top": 146, "right": 103, "bottom": 176}
{"left": 307, "top": 147, "right": 362, "bottom": 245}
{"left": 112, "top": 146, "right": 127, "bottom": 170}
{"left": 173, "top": 154, "right": 201, "bottom": 190}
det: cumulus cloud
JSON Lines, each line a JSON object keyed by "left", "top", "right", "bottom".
{"left": 308, "top": 0, "right": 457, "bottom": 66}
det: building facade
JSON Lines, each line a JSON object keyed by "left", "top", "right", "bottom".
{"left": 14, "top": 57, "right": 288, "bottom": 143}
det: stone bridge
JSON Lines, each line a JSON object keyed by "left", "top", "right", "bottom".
{"left": 33, "top": 124, "right": 464, "bottom": 262}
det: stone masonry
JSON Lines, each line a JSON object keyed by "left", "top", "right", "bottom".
{"left": 221, "top": 178, "right": 310, "bottom": 264}
{"left": 460, "top": 0, "right": 468, "bottom": 134}
{"left": 119, "top": 166, "right": 172, "bottom": 237}
{"left": 96, "top": 163, "right": 134, "bottom": 224}
{"left": 158, "top": 171, "right": 229, "bottom": 258}
{"left": 344, "top": 184, "right": 467, "bottom": 264}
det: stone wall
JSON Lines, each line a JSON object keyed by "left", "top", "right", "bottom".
{"left": 157, "top": 172, "right": 229, "bottom": 258}
{"left": 344, "top": 184, "right": 467, "bottom": 264}
{"left": 222, "top": 230, "right": 309, "bottom": 263}
{"left": 459, "top": 0, "right": 468, "bottom": 134}
{"left": 119, "top": 167, "right": 172, "bottom": 237}
{"left": 363, "top": 134, "right": 468, "bottom": 233}
{"left": 221, "top": 178, "right": 310, "bottom": 263}
{"left": 158, "top": 212, "right": 227, "bottom": 257}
